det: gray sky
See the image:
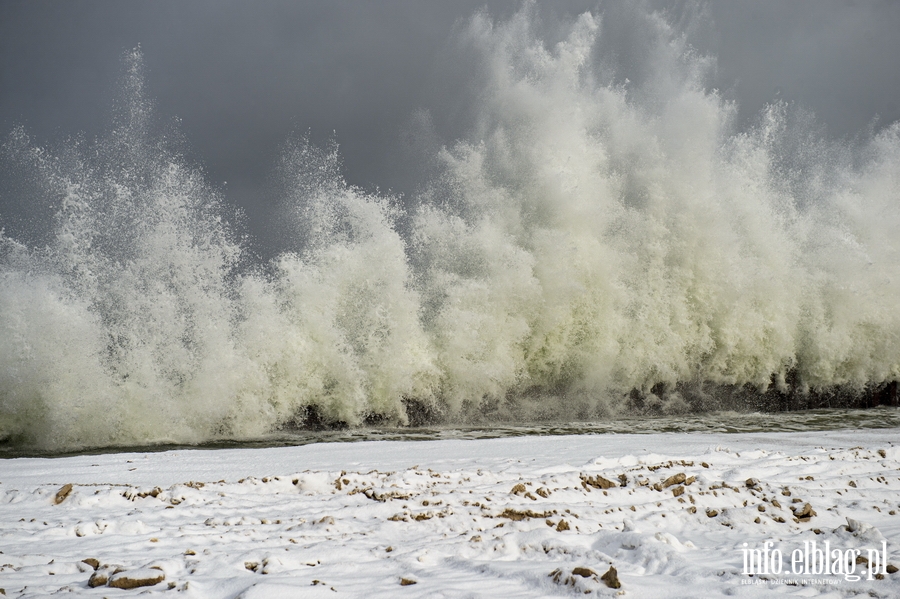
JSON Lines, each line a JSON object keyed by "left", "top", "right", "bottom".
{"left": 2, "top": 0, "right": 899, "bottom": 247}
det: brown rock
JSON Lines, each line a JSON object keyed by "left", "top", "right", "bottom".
{"left": 400, "top": 577, "right": 417, "bottom": 586}
{"left": 510, "top": 483, "right": 527, "bottom": 495}
{"left": 82, "top": 558, "right": 100, "bottom": 570}
{"left": 108, "top": 569, "right": 165, "bottom": 589}
{"left": 572, "top": 567, "right": 596, "bottom": 577}
{"left": 556, "top": 519, "right": 570, "bottom": 532}
{"left": 581, "top": 475, "right": 617, "bottom": 490}
{"left": 672, "top": 485, "right": 685, "bottom": 497}
{"left": 662, "top": 473, "right": 686, "bottom": 488}
{"left": 887, "top": 564, "right": 898, "bottom": 574}
{"left": 88, "top": 571, "right": 109, "bottom": 588}
{"left": 793, "top": 503, "right": 816, "bottom": 521}
{"left": 498, "top": 508, "right": 552, "bottom": 521}
{"left": 601, "top": 566, "right": 621, "bottom": 589}
{"left": 706, "top": 509, "right": 719, "bottom": 518}
{"left": 54, "top": 484, "right": 73, "bottom": 505}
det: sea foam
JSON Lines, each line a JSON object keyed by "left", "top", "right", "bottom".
{"left": 1, "top": 7, "right": 898, "bottom": 450}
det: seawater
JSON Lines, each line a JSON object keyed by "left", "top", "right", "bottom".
{"left": 1, "top": 6, "right": 899, "bottom": 452}
{"left": 3, "top": 406, "right": 897, "bottom": 460}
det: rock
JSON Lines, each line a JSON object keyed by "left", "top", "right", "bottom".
{"left": 82, "top": 558, "right": 100, "bottom": 570}
{"left": 887, "top": 564, "right": 898, "bottom": 574}
{"left": 535, "top": 487, "right": 551, "bottom": 498}
{"left": 510, "top": 483, "right": 527, "bottom": 495}
{"left": 672, "top": 485, "right": 684, "bottom": 497}
{"left": 108, "top": 568, "right": 165, "bottom": 589}
{"left": 88, "top": 570, "right": 110, "bottom": 588}
{"left": 581, "top": 474, "right": 617, "bottom": 490}
{"left": 498, "top": 508, "right": 552, "bottom": 521}
{"left": 793, "top": 503, "right": 816, "bottom": 521}
{"left": 601, "top": 566, "right": 621, "bottom": 589}
{"left": 54, "top": 484, "right": 73, "bottom": 505}
{"left": 556, "top": 519, "right": 570, "bottom": 532}
{"left": 745, "top": 478, "right": 760, "bottom": 489}
{"left": 662, "top": 473, "right": 686, "bottom": 488}
{"left": 400, "top": 577, "right": 417, "bottom": 586}
{"left": 572, "top": 567, "right": 596, "bottom": 577}
{"left": 706, "top": 509, "right": 719, "bottom": 518}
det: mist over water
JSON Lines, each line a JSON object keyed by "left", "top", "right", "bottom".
{"left": 1, "top": 7, "right": 899, "bottom": 451}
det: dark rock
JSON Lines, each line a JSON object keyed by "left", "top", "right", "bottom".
{"left": 601, "top": 566, "right": 621, "bottom": 589}
{"left": 793, "top": 503, "right": 816, "bottom": 520}
{"left": 54, "top": 484, "right": 73, "bottom": 505}
{"left": 581, "top": 475, "right": 617, "bottom": 490}
{"left": 572, "top": 567, "right": 596, "bottom": 577}
{"left": 108, "top": 569, "right": 165, "bottom": 589}
{"left": 82, "top": 558, "right": 100, "bottom": 570}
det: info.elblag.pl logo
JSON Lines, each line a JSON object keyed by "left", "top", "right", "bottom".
{"left": 741, "top": 540, "right": 890, "bottom": 582}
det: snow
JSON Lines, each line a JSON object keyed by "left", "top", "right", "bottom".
{"left": 1, "top": 429, "right": 899, "bottom": 597}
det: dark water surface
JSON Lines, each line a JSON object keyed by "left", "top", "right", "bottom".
{"left": 4, "top": 406, "right": 898, "bottom": 460}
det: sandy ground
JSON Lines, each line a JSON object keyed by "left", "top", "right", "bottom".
{"left": 1, "top": 429, "right": 899, "bottom": 598}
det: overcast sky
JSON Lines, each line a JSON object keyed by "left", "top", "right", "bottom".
{"left": 2, "top": 0, "right": 899, "bottom": 245}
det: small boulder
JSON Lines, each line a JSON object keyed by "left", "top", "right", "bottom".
{"left": 82, "top": 558, "right": 100, "bottom": 570}
{"left": 793, "top": 503, "right": 816, "bottom": 521}
{"left": 108, "top": 568, "right": 165, "bottom": 589}
{"left": 662, "top": 473, "right": 686, "bottom": 488}
{"left": 581, "top": 474, "right": 617, "bottom": 490}
{"left": 88, "top": 570, "right": 110, "bottom": 588}
{"left": 54, "top": 484, "right": 73, "bottom": 505}
{"left": 572, "top": 567, "right": 596, "bottom": 577}
{"left": 601, "top": 566, "right": 621, "bottom": 589}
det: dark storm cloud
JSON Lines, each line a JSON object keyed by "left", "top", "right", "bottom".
{"left": 2, "top": 0, "right": 899, "bottom": 246}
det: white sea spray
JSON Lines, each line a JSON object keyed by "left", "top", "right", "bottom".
{"left": 0, "top": 7, "right": 898, "bottom": 450}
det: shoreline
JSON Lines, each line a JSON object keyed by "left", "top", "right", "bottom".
{"left": 1, "top": 428, "right": 899, "bottom": 597}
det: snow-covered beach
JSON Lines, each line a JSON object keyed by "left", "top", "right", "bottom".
{"left": 2, "top": 428, "right": 899, "bottom": 598}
